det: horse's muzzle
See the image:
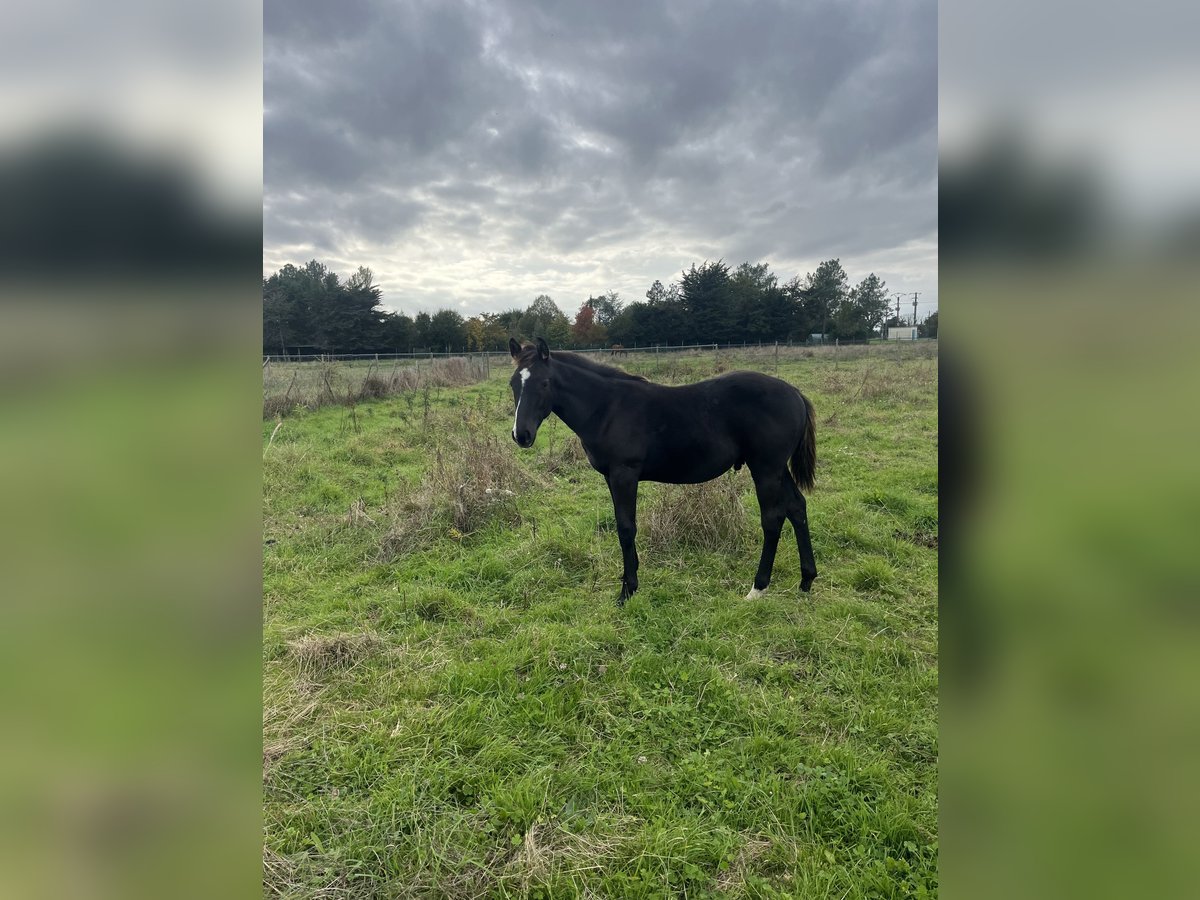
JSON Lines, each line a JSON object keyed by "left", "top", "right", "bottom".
{"left": 513, "top": 429, "right": 535, "bottom": 448}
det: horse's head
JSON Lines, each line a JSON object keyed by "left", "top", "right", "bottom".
{"left": 508, "top": 337, "right": 553, "bottom": 448}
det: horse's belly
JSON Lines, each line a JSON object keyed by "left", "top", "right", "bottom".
{"left": 640, "top": 437, "right": 738, "bottom": 484}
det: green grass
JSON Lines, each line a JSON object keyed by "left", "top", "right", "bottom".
{"left": 263, "top": 348, "right": 938, "bottom": 898}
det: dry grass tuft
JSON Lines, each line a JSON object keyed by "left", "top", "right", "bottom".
{"left": 714, "top": 836, "right": 773, "bottom": 893}
{"left": 851, "top": 368, "right": 906, "bottom": 402}
{"left": 501, "top": 821, "right": 635, "bottom": 894}
{"left": 286, "top": 632, "right": 382, "bottom": 677}
{"left": 262, "top": 394, "right": 296, "bottom": 419}
{"left": 263, "top": 356, "right": 488, "bottom": 419}
{"left": 710, "top": 352, "right": 735, "bottom": 375}
{"left": 543, "top": 428, "right": 589, "bottom": 475}
{"left": 817, "top": 360, "right": 937, "bottom": 405}
{"left": 432, "top": 356, "right": 475, "bottom": 386}
{"left": 640, "top": 474, "right": 754, "bottom": 553}
{"left": 345, "top": 497, "right": 375, "bottom": 526}
{"left": 262, "top": 846, "right": 297, "bottom": 898}
{"left": 356, "top": 373, "right": 391, "bottom": 400}
{"left": 262, "top": 693, "right": 320, "bottom": 782}
{"left": 381, "top": 408, "right": 534, "bottom": 558}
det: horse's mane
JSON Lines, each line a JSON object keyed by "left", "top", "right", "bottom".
{"left": 514, "top": 344, "right": 646, "bottom": 381}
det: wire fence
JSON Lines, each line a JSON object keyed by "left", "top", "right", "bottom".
{"left": 263, "top": 337, "right": 937, "bottom": 364}
{"left": 262, "top": 338, "right": 938, "bottom": 419}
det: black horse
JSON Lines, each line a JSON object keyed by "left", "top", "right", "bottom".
{"left": 509, "top": 338, "right": 817, "bottom": 605}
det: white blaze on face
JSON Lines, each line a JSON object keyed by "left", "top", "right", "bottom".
{"left": 513, "top": 367, "right": 531, "bottom": 439}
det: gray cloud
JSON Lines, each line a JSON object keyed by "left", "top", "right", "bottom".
{"left": 265, "top": 0, "right": 937, "bottom": 314}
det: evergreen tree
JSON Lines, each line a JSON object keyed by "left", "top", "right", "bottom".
{"left": 413, "top": 311, "right": 432, "bottom": 349}
{"left": 730, "top": 262, "right": 776, "bottom": 342}
{"left": 802, "top": 259, "right": 849, "bottom": 339}
{"left": 679, "top": 260, "right": 734, "bottom": 343}
{"left": 380, "top": 311, "right": 415, "bottom": 351}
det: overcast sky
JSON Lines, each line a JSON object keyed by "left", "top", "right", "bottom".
{"left": 265, "top": 0, "right": 936, "bottom": 319}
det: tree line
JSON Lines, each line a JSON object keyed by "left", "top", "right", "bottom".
{"left": 263, "top": 258, "right": 934, "bottom": 356}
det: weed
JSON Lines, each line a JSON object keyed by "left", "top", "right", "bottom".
{"left": 381, "top": 408, "right": 533, "bottom": 557}
{"left": 262, "top": 356, "right": 488, "bottom": 419}
{"left": 640, "top": 473, "right": 754, "bottom": 553}
{"left": 286, "top": 632, "right": 381, "bottom": 677}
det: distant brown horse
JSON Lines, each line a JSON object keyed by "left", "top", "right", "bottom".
{"left": 610, "top": 343, "right": 626, "bottom": 357}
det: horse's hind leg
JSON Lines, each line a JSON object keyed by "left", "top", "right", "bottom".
{"left": 783, "top": 475, "right": 818, "bottom": 591}
{"left": 747, "top": 469, "right": 788, "bottom": 599}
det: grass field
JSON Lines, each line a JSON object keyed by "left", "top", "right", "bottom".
{"left": 263, "top": 346, "right": 938, "bottom": 898}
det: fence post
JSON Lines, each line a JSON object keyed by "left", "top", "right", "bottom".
{"left": 835, "top": 338, "right": 839, "bottom": 369}
{"left": 774, "top": 341, "right": 779, "bottom": 373}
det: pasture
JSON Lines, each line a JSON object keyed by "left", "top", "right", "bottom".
{"left": 263, "top": 344, "right": 938, "bottom": 898}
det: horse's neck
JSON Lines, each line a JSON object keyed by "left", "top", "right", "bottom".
{"left": 552, "top": 365, "right": 619, "bottom": 440}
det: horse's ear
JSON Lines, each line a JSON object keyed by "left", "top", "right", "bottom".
{"left": 536, "top": 337, "right": 550, "bottom": 362}
{"left": 509, "top": 338, "right": 521, "bottom": 359}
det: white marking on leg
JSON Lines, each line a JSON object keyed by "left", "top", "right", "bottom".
{"left": 745, "top": 586, "right": 767, "bottom": 600}
{"left": 512, "top": 367, "right": 531, "bottom": 440}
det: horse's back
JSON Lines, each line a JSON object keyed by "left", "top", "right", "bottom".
{"left": 633, "top": 370, "right": 808, "bottom": 482}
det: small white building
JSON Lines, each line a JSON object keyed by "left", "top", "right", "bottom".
{"left": 887, "top": 325, "right": 918, "bottom": 341}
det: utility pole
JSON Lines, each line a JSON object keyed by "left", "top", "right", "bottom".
{"left": 911, "top": 292, "right": 920, "bottom": 328}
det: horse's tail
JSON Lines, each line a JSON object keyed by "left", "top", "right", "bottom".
{"left": 790, "top": 393, "right": 817, "bottom": 493}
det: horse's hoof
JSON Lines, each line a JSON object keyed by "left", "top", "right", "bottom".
{"left": 800, "top": 576, "right": 816, "bottom": 593}
{"left": 745, "top": 586, "right": 767, "bottom": 600}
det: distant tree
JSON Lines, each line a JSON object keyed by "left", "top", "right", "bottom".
{"left": 605, "top": 302, "right": 640, "bottom": 346}
{"left": 301, "top": 262, "right": 345, "bottom": 352}
{"left": 802, "top": 259, "right": 849, "bottom": 339}
{"left": 853, "top": 274, "right": 892, "bottom": 337}
{"left": 588, "top": 290, "right": 625, "bottom": 328}
{"left": 571, "top": 302, "right": 608, "bottom": 348}
{"left": 339, "top": 266, "right": 386, "bottom": 351}
{"left": 833, "top": 272, "right": 890, "bottom": 340}
{"left": 918, "top": 309, "right": 938, "bottom": 338}
{"left": 413, "top": 311, "right": 432, "bottom": 349}
{"left": 262, "top": 260, "right": 387, "bottom": 354}
{"left": 779, "top": 277, "right": 813, "bottom": 339}
{"left": 380, "top": 311, "right": 415, "bottom": 351}
{"left": 517, "top": 294, "right": 571, "bottom": 346}
{"left": 619, "top": 279, "right": 687, "bottom": 345}
{"left": 263, "top": 281, "right": 290, "bottom": 356}
{"left": 729, "top": 262, "right": 778, "bottom": 342}
{"left": 680, "top": 260, "right": 734, "bottom": 343}
{"left": 427, "top": 309, "right": 467, "bottom": 351}
{"left": 495, "top": 308, "right": 524, "bottom": 338}
{"left": 645, "top": 279, "right": 679, "bottom": 307}
{"left": 465, "top": 312, "right": 508, "bottom": 351}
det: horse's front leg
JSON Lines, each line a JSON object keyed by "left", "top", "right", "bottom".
{"left": 605, "top": 470, "right": 640, "bottom": 606}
